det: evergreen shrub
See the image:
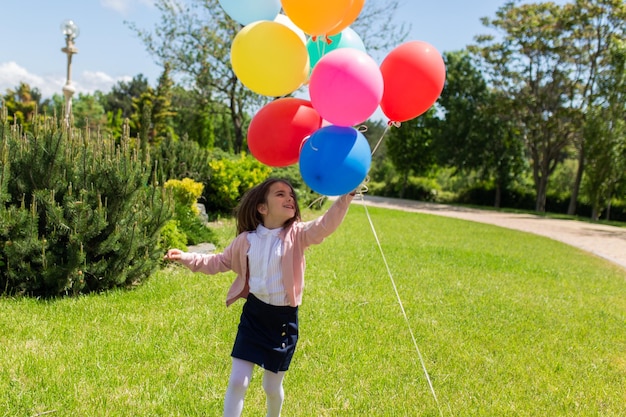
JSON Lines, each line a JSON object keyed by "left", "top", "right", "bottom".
{"left": 0, "top": 115, "right": 173, "bottom": 297}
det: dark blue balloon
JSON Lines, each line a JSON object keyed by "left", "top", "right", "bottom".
{"left": 299, "top": 125, "right": 371, "bottom": 196}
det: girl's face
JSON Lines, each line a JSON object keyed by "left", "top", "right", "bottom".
{"left": 257, "top": 181, "right": 296, "bottom": 229}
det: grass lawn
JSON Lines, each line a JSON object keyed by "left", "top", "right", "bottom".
{"left": 1, "top": 203, "right": 625, "bottom": 416}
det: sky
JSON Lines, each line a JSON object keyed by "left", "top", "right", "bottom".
{"left": 0, "top": 0, "right": 516, "bottom": 99}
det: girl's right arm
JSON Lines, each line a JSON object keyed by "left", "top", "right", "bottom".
{"left": 164, "top": 234, "right": 245, "bottom": 275}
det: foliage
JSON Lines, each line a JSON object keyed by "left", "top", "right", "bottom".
{"left": 472, "top": 0, "right": 626, "bottom": 213}
{"left": 204, "top": 152, "right": 272, "bottom": 214}
{"left": 0, "top": 114, "right": 173, "bottom": 297}
{"left": 164, "top": 178, "right": 213, "bottom": 245}
{"left": 581, "top": 37, "right": 626, "bottom": 220}
{"left": 385, "top": 108, "right": 438, "bottom": 198}
{"left": 435, "top": 51, "right": 527, "bottom": 207}
{"left": 369, "top": 175, "right": 442, "bottom": 202}
{"left": 129, "top": 0, "right": 253, "bottom": 153}
{"left": 158, "top": 219, "right": 188, "bottom": 252}
{"left": 165, "top": 178, "right": 204, "bottom": 215}
{"left": 129, "top": 0, "right": 408, "bottom": 152}
{"left": 151, "top": 136, "right": 213, "bottom": 185}
{"left": 130, "top": 65, "right": 177, "bottom": 144}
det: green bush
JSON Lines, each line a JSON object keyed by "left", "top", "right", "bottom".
{"left": 203, "top": 152, "right": 272, "bottom": 215}
{"left": 369, "top": 175, "right": 442, "bottom": 202}
{"left": 0, "top": 115, "right": 173, "bottom": 297}
{"left": 151, "top": 136, "right": 212, "bottom": 184}
{"left": 158, "top": 220, "right": 188, "bottom": 252}
{"left": 164, "top": 178, "right": 214, "bottom": 245}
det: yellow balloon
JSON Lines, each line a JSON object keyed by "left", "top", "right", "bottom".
{"left": 281, "top": 0, "right": 353, "bottom": 36}
{"left": 231, "top": 21, "right": 310, "bottom": 97}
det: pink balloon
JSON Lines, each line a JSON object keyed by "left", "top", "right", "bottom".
{"left": 309, "top": 48, "right": 383, "bottom": 127}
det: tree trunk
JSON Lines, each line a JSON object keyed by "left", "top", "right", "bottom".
{"left": 567, "top": 146, "right": 584, "bottom": 215}
{"left": 494, "top": 178, "right": 502, "bottom": 208}
{"left": 230, "top": 103, "right": 244, "bottom": 154}
{"left": 399, "top": 171, "right": 408, "bottom": 199}
{"left": 591, "top": 206, "right": 600, "bottom": 221}
{"left": 535, "top": 175, "right": 548, "bottom": 212}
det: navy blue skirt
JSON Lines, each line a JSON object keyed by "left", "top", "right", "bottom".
{"left": 231, "top": 293, "right": 299, "bottom": 373}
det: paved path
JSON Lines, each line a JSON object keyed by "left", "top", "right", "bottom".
{"left": 352, "top": 195, "right": 626, "bottom": 271}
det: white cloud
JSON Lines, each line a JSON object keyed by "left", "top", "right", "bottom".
{"left": 100, "top": 0, "right": 132, "bottom": 15}
{"left": 0, "top": 61, "right": 132, "bottom": 99}
{"left": 0, "top": 62, "right": 63, "bottom": 98}
{"left": 100, "top": 0, "right": 155, "bottom": 15}
{"left": 75, "top": 71, "right": 132, "bottom": 95}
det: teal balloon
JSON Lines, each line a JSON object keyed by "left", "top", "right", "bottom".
{"left": 306, "top": 27, "right": 366, "bottom": 73}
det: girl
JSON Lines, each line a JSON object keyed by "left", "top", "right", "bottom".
{"left": 164, "top": 178, "right": 355, "bottom": 417}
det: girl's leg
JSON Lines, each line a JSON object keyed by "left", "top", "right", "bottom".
{"left": 223, "top": 358, "right": 254, "bottom": 417}
{"left": 262, "top": 369, "right": 286, "bottom": 417}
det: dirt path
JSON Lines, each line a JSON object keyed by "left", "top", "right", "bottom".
{"left": 352, "top": 195, "right": 626, "bottom": 271}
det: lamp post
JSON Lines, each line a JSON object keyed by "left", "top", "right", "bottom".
{"left": 60, "top": 19, "right": 79, "bottom": 127}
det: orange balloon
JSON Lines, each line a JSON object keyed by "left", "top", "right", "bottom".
{"left": 281, "top": 0, "right": 353, "bottom": 36}
{"left": 327, "top": 0, "right": 365, "bottom": 36}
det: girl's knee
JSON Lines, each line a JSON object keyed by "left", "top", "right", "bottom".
{"left": 228, "top": 372, "right": 251, "bottom": 393}
{"left": 262, "top": 371, "right": 284, "bottom": 397}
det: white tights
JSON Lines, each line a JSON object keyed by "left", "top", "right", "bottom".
{"left": 223, "top": 358, "right": 286, "bottom": 417}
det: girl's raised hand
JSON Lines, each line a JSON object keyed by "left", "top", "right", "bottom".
{"left": 164, "top": 248, "right": 184, "bottom": 261}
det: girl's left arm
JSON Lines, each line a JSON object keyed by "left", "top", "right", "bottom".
{"left": 300, "top": 193, "right": 355, "bottom": 245}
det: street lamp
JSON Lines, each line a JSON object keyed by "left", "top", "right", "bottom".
{"left": 60, "top": 19, "right": 79, "bottom": 126}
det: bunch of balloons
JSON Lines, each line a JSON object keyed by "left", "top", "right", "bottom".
{"left": 220, "top": 0, "right": 446, "bottom": 196}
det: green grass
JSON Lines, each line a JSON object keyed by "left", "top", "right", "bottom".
{"left": 1, "top": 204, "right": 625, "bottom": 416}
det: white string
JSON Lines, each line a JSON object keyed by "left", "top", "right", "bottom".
{"left": 357, "top": 193, "right": 445, "bottom": 417}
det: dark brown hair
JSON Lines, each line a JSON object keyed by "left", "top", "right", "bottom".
{"left": 234, "top": 178, "right": 301, "bottom": 235}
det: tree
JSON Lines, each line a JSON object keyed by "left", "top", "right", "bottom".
{"left": 129, "top": 0, "right": 252, "bottom": 152}
{"left": 129, "top": 65, "right": 177, "bottom": 144}
{"left": 2, "top": 82, "right": 41, "bottom": 127}
{"left": 473, "top": 2, "right": 580, "bottom": 212}
{"left": 434, "top": 51, "right": 526, "bottom": 207}
{"left": 129, "top": 0, "right": 408, "bottom": 153}
{"left": 474, "top": 0, "right": 626, "bottom": 213}
{"left": 350, "top": 0, "right": 410, "bottom": 60}
{"left": 582, "top": 38, "right": 626, "bottom": 220}
{"left": 101, "top": 74, "right": 151, "bottom": 120}
{"left": 73, "top": 92, "right": 107, "bottom": 131}
{"left": 385, "top": 108, "right": 438, "bottom": 198}
{"left": 562, "top": 0, "right": 626, "bottom": 215}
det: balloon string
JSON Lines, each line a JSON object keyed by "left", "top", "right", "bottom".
{"left": 356, "top": 193, "right": 446, "bottom": 417}
{"left": 371, "top": 120, "right": 400, "bottom": 157}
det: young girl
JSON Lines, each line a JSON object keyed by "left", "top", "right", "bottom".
{"left": 164, "top": 178, "right": 355, "bottom": 417}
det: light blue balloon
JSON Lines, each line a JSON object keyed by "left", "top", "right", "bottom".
{"left": 299, "top": 126, "right": 371, "bottom": 196}
{"left": 218, "top": 0, "right": 281, "bottom": 26}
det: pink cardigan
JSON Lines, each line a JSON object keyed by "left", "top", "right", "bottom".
{"left": 177, "top": 194, "right": 354, "bottom": 307}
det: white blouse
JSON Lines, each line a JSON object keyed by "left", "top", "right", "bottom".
{"left": 246, "top": 224, "right": 289, "bottom": 306}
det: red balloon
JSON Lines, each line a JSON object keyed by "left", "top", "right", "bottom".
{"left": 379, "top": 41, "right": 446, "bottom": 123}
{"left": 248, "top": 98, "right": 323, "bottom": 167}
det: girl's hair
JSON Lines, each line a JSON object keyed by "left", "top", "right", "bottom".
{"left": 234, "top": 178, "right": 301, "bottom": 235}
